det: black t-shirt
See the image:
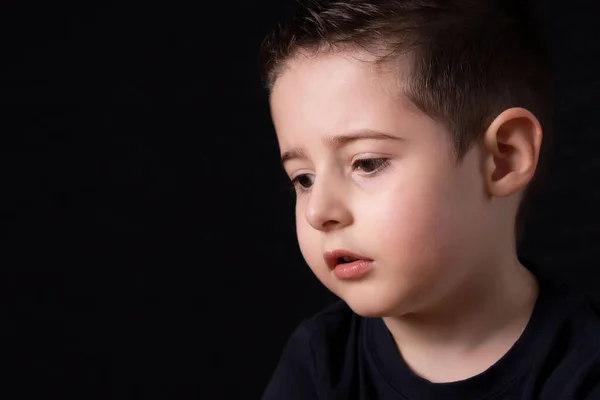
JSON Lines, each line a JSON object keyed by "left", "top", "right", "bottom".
{"left": 262, "top": 265, "right": 600, "bottom": 399}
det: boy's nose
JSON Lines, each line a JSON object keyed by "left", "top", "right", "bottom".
{"left": 304, "top": 177, "right": 353, "bottom": 232}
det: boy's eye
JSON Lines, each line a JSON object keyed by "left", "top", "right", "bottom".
{"left": 292, "top": 174, "right": 314, "bottom": 190}
{"left": 352, "top": 158, "right": 390, "bottom": 174}
{"left": 289, "top": 158, "right": 390, "bottom": 194}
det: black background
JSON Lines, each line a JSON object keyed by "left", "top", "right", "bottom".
{"left": 3, "top": 1, "right": 600, "bottom": 399}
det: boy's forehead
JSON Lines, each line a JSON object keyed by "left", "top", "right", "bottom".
{"left": 270, "top": 51, "right": 424, "bottom": 146}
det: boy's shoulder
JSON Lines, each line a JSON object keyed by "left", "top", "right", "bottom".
{"left": 521, "top": 259, "right": 600, "bottom": 348}
{"left": 536, "top": 273, "right": 600, "bottom": 344}
{"left": 569, "top": 294, "right": 600, "bottom": 348}
{"left": 262, "top": 301, "right": 368, "bottom": 399}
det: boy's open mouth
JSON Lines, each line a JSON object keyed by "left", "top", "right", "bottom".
{"left": 338, "top": 256, "right": 359, "bottom": 264}
{"left": 323, "top": 250, "right": 372, "bottom": 269}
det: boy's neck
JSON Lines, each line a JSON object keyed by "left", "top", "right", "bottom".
{"left": 382, "top": 255, "right": 539, "bottom": 383}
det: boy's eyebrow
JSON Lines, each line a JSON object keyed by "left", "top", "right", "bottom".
{"left": 280, "top": 129, "right": 402, "bottom": 166}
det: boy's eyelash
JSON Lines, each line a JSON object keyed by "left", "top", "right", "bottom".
{"left": 352, "top": 158, "right": 391, "bottom": 175}
{"left": 289, "top": 158, "right": 391, "bottom": 195}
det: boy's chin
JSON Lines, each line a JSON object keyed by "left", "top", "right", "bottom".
{"left": 341, "top": 291, "right": 412, "bottom": 318}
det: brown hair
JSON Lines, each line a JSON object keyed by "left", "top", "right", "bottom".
{"left": 261, "top": 0, "right": 554, "bottom": 244}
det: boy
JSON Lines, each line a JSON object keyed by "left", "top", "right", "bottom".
{"left": 260, "top": 0, "right": 600, "bottom": 399}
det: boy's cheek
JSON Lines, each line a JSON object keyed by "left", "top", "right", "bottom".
{"left": 296, "top": 222, "right": 325, "bottom": 270}
{"left": 367, "top": 192, "right": 472, "bottom": 273}
{"left": 366, "top": 189, "right": 444, "bottom": 240}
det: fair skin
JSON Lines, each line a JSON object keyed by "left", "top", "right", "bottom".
{"left": 270, "top": 49, "right": 542, "bottom": 383}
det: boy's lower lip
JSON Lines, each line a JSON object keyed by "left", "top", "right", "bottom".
{"left": 333, "top": 260, "right": 374, "bottom": 279}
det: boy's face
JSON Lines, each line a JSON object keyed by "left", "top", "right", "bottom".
{"left": 270, "top": 51, "right": 493, "bottom": 317}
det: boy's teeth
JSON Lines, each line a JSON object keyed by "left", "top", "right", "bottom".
{"left": 342, "top": 256, "right": 356, "bottom": 262}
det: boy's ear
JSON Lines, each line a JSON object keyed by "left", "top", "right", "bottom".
{"left": 482, "top": 107, "right": 543, "bottom": 198}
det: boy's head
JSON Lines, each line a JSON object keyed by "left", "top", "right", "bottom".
{"left": 262, "top": 0, "right": 553, "bottom": 317}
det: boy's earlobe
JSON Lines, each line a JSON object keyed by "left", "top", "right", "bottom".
{"left": 482, "top": 107, "right": 543, "bottom": 198}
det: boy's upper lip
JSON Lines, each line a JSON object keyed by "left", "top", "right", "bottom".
{"left": 323, "top": 249, "right": 373, "bottom": 269}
